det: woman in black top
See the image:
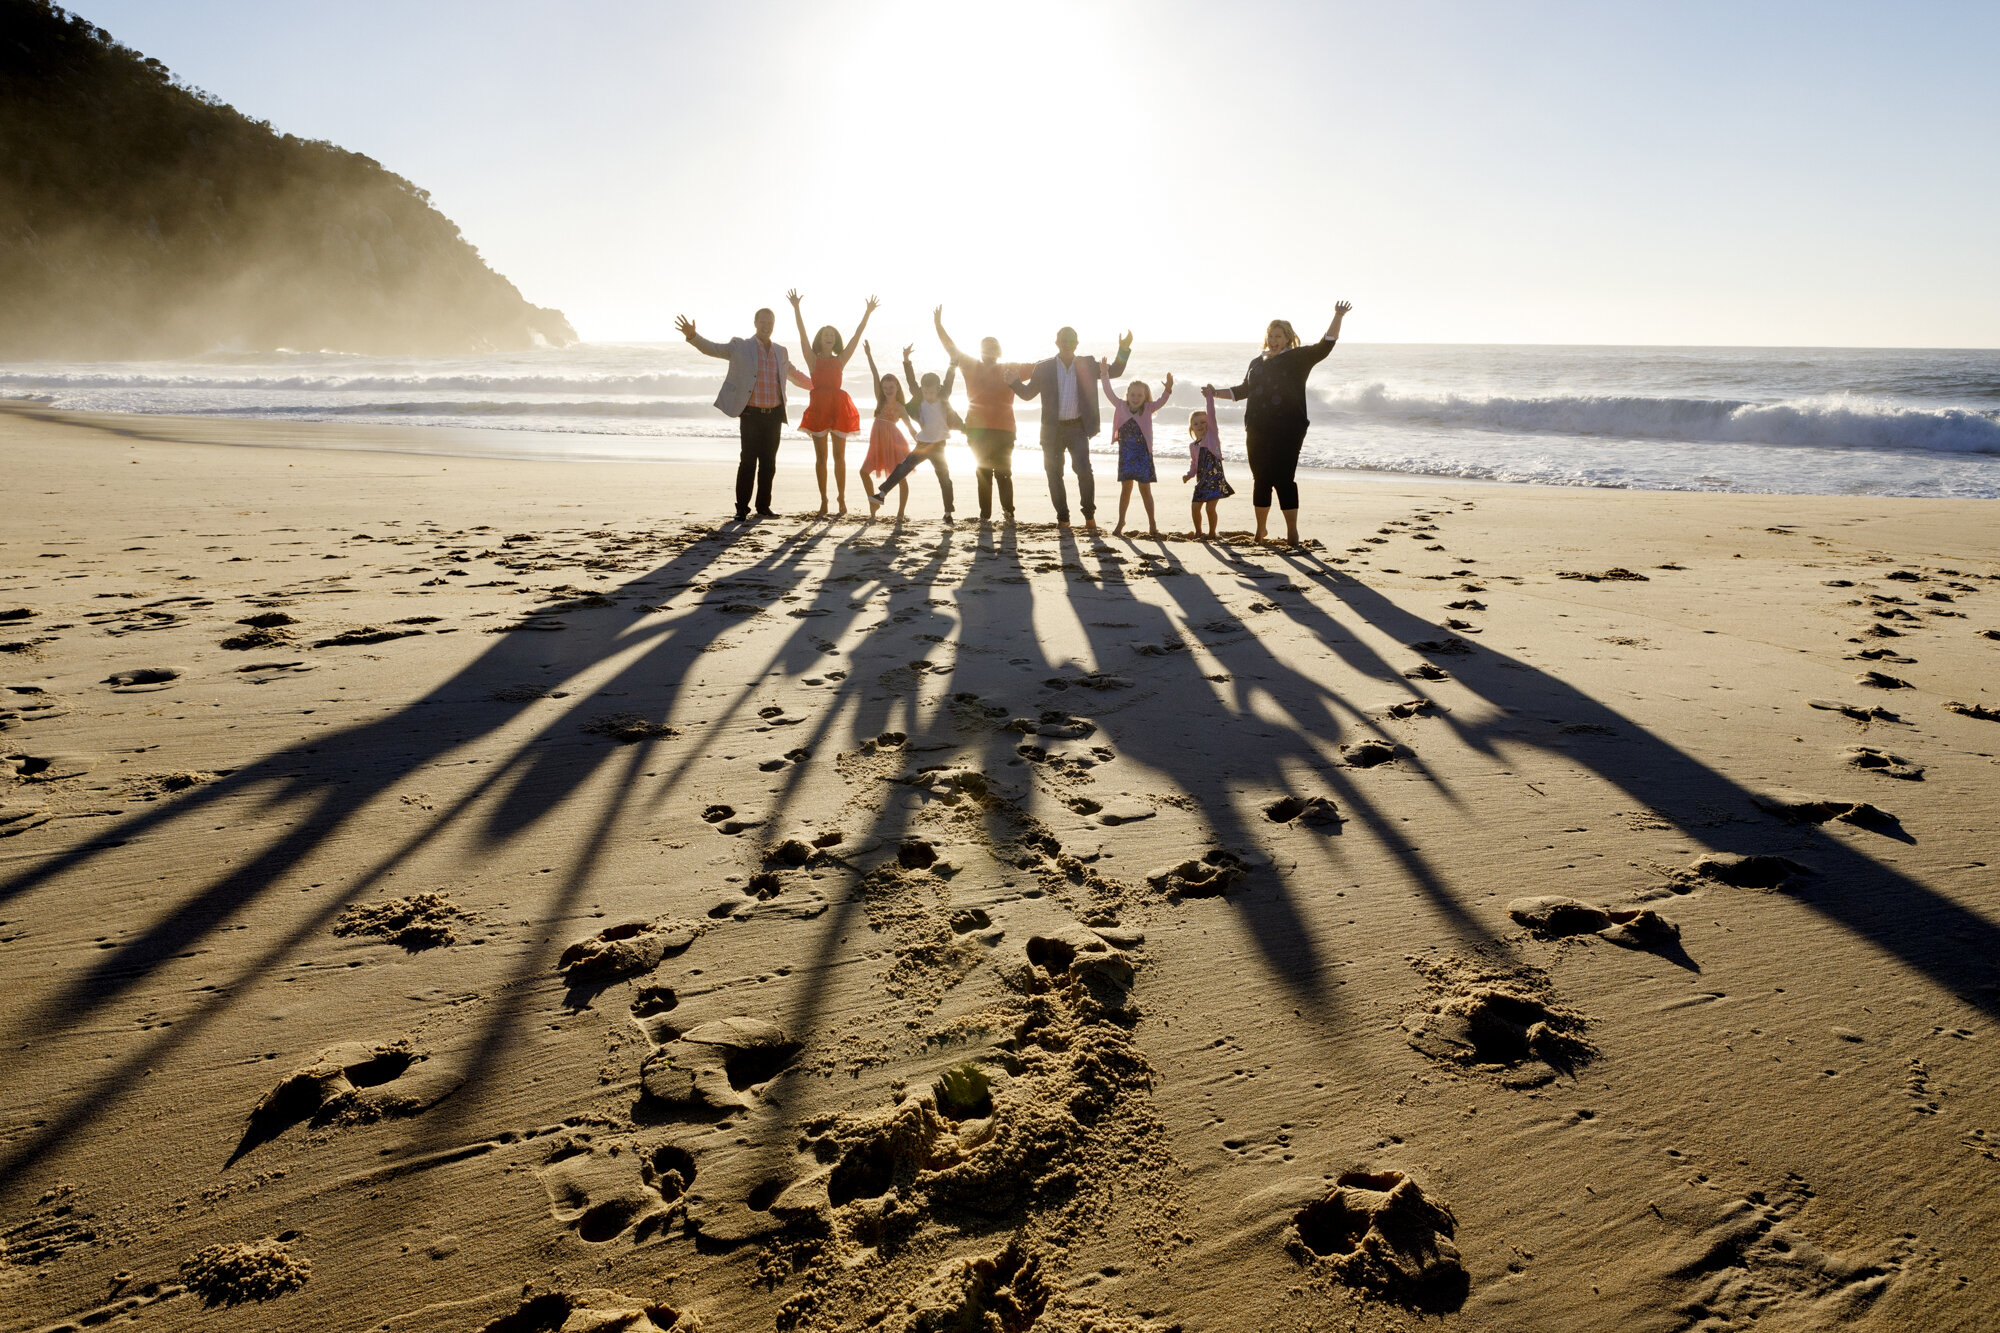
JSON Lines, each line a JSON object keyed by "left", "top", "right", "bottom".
{"left": 1209, "top": 300, "right": 1352, "bottom": 544}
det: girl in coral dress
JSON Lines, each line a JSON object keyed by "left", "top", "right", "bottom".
{"left": 858, "top": 341, "right": 914, "bottom": 520}
{"left": 787, "top": 289, "right": 876, "bottom": 516}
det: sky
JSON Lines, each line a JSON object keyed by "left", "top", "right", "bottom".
{"left": 69, "top": 0, "right": 2000, "bottom": 349}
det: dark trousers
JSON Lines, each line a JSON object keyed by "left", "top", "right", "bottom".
{"left": 877, "top": 444, "right": 955, "bottom": 513}
{"left": 1245, "top": 422, "right": 1305, "bottom": 510}
{"left": 967, "top": 427, "right": 1015, "bottom": 518}
{"left": 1042, "top": 419, "right": 1094, "bottom": 523}
{"left": 735, "top": 405, "right": 785, "bottom": 516}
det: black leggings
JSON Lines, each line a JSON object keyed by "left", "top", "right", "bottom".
{"left": 1245, "top": 422, "right": 1306, "bottom": 510}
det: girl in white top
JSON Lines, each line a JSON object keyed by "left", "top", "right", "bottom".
{"left": 869, "top": 344, "right": 962, "bottom": 521}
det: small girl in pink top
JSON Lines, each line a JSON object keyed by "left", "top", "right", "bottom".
{"left": 1100, "top": 371, "right": 1174, "bottom": 537}
{"left": 1182, "top": 384, "right": 1235, "bottom": 537}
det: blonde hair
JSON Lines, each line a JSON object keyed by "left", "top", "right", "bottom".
{"left": 1188, "top": 409, "right": 1208, "bottom": 440}
{"left": 1126, "top": 381, "right": 1152, "bottom": 407}
{"left": 1267, "top": 319, "right": 1300, "bottom": 350}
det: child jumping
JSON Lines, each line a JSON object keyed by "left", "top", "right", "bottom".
{"left": 866, "top": 344, "right": 959, "bottom": 521}
{"left": 787, "top": 289, "right": 877, "bottom": 516}
{"left": 1100, "top": 371, "right": 1173, "bottom": 537}
{"left": 1183, "top": 384, "right": 1236, "bottom": 537}
{"left": 859, "top": 341, "right": 916, "bottom": 520}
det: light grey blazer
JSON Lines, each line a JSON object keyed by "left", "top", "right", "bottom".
{"left": 690, "top": 332, "right": 806, "bottom": 418}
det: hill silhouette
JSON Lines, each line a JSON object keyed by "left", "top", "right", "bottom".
{"left": 0, "top": 1, "right": 576, "bottom": 358}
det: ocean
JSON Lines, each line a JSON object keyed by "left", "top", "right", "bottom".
{"left": 5, "top": 342, "right": 1997, "bottom": 498}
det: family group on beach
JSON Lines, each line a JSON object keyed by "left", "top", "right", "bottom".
{"left": 673, "top": 298, "right": 1354, "bottom": 546}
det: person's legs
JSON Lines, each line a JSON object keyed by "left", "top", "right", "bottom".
{"left": 1204, "top": 500, "right": 1219, "bottom": 536}
{"left": 1062, "top": 422, "right": 1096, "bottom": 528}
{"left": 1115, "top": 478, "right": 1132, "bottom": 534}
{"left": 969, "top": 429, "right": 996, "bottom": 519}
{"left": 734, "top": 415, "right": 759, "bottom": 519}
{"left": 895, "top": 479, "right": 909, "bottom": 519}
{"left": 1245, "top": 429, "right": 1275, "bottom": 540}
{"left": 1272, "top": 428, "right": 1304, "bottom": 544}
{"left": 1138, "top": 481, "right": 1158, "bottom": 535}
{"left": 742, "top": 407, "right": 783, "bottom": 515}
{"left": 811, "top": 433, "right": 830, "bottom": 513}
{"left": 1190, "top": 494, "right": 1202, "bottom": 534}
{"left": 927, "top": 449, "right": 954, "bottom": 516}
{"left": 831, "top": 433, "right": 848, "bottom": 513}
{"left": 1042, "top": 433, "right": 1072, "bottom": 525}
{"left": 875, "top": 448, "right": 927, "bottom": 498}
{"left": 992, "top": 430, "right": 1015, "bottom": 517}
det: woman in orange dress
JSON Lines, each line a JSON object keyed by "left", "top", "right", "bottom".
{"left": 787, "top": 289, "right": 876, "bottom": 516}
{"left": 858, "top": 340, "right": 914, "bottom": 520}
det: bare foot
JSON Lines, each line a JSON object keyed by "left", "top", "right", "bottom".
{"left": 1113, "top": 521, "right": 1125, "bottom": 536}
{"left": 1147, "top": 527, "right": 1162, "bottom": 538}
{"left": 1058, "top": 521, "right": 1073, "bottom": 530}
{"left": 1083, "top": 519, "right": 1098, "bottom": 533}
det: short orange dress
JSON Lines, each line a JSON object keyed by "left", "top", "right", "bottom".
{"left": 798, "top": 356, "right": 861, "bottom": 436}
{"left": 861, "top": 408, "right": 911, "bottom": 483}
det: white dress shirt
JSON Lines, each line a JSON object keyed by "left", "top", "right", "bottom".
{"left": 1055, "top": 358, "right": 1080, "bottom": 421}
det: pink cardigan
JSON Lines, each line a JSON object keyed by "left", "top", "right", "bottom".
{"left": 1099, "top": 374, "right": 1173, "bottom": 455}
{"left": 1184, "top": 385, "right": 1222, "bottom": 480}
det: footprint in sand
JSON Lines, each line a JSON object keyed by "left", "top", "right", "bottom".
{"left": 104, "top": 667, "right": 181, "bottom": 693}
{"left": 1404, "top": 662, "right": 1449, "bottom": 681}
{"left": 1854, "top": 670, "right": 1912, "bottom": 690}
{"left": 1341, "top": 739, "right": 1405, "bottom": 768}
{"left": 1146, "top": 849, "right": 1249, "bottom": 899}
{"left": 1507, "top": 896, "right": 1680, "bottom": 950}
{"left": 1681, "top": 853, "right": 1808, "bottom": 889}
{"left": 1944, "top": 700, "right": 2000, "bottom": 722}
{"left": 1750, "top": 790, "right": 1901, "bottom": 833}
{"left": 558, "top": 918, "right": 703, "bottom": 988}
{"left": 480, "top": 1289, "right": 698, "bottom": 1333}
{"left": 332, "top": 892, "right": 470, "bottom": 950}
{"left": 229, "top": 1040, "right": 460, "bottom": 1163}
{"left": 1287, "top": 1170, "right": 1467, "bottom": 1311}
{"left": 582, "top": 713, "right": 679, "bottom": 743}
{"left": 1264, "top": 794, "right": 1343, "bottom": 829}
{"left": 1403, "top": 954, "right": 1592, "bottom": 1086}
{"left": 1843, "top": 746, "right": 1924, "bottom": 780}
{"left": 536, "top": 1134, "right": 693, "bottom": 1244}
{"left": 1383, "top": 698, "right": 1440, "bottom": 720}
{"left": 312, "top": 626, "right": 426, "bottom": 648}
{"left": 639, "top": 1017, "right": 801, "bottom": 1114}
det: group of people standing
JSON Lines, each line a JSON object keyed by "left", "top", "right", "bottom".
{"left": 672, "top": 298, "right": 1353, "bottom": 544}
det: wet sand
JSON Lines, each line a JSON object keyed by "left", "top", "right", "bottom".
{"left": 3, "top": 402, "right": 1997, "bottom": 1333}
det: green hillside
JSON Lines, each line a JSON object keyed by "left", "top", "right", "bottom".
{"left": 0, "top": 1, "right": 576, "bottom": 358}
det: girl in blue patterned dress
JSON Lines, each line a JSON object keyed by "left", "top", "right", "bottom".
{"left": 1182, "top": 384, "right": 1235, "bottom": 537}
{"left": 1099, "top": 371, "right": 1173, "bottom": 537}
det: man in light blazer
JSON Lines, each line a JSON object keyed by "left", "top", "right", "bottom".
{"left": 675, "top": 306, "right": 810, "bottom": 520}
{"left": 1013, "top": 325, "right": 1133, "bottom": 530}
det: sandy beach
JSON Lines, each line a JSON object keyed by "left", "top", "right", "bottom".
{"left": 2, "top": 401, "right": 1997, "bottom": 1333}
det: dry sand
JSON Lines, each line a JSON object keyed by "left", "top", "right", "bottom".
{"left": 2, "top": 401, "right": 1997, "bottom": 1333}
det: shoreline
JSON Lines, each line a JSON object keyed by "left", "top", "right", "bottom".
{"left": 2, "top": 405, "right": 1996, "bottom": 1332}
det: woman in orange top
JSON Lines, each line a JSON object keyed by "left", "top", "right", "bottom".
{"left": 788, "top": 289, "right": 876, "bottom": 516}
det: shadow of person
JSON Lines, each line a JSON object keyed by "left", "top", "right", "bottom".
{"left": 0, "top": 524, "right": 831, "bottom": 1181}
{"left": 1267, "top": 544, "right": 2000, "bottom": 1019}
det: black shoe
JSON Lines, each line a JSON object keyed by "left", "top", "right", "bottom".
{"left": 755, "top": 508, "right": 777, "bottom": 518}
{"left": 733, "top": 510, "right": 749, "bottom": 522}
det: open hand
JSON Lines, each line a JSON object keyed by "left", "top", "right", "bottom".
{"left": 786, "top": 289, "right": 801, "bottom": 307}
{"left": 902, "top": 343, "right": 914, "bottom": 361}
{"left": 674, "top": 314, "right": 697, "bottom": 340}
{"left": 1162, "top": 372, "right": 1175, "bottom": 397}
{"left": 865, "top": 295, "right": 881, "bottom": 314}
{"left": 1118, "top": 329, "right": 1134, "bottom": 351}
{"left": 1335, "top": 300, "right": 1353, "bottom": 316}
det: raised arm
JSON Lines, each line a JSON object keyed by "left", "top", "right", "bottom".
{"left": 675, "top": 315, "right": 729, "bottom": 360}
{"left": 1151, "top": 373, "right": 1174, "bottom": 416}
{"left": 1105, "top": 330, "right": 1133, "bottom": 378}
{"left": 1099, "top": 367, "right": 1125, "bottom": 415}
{"left": 1321, "top": 299, "right": 1353, "bottom": 344}
{"left": 787, "top": 290, "right": 815, "bottom": 371}
{"left": 941, "top": 361, "right": 956, "bottom": 399}
{"left": 934, "top": 305, "right": 971, "bottom": 370}
{"left": 863, "top": 341, "right": 882, "bottom": 406}
{"left": 837, "top": 296, "right": 879, "bottom": 369}
{"left": 1011, "top": 367, "right": 1040, "bottom": 402}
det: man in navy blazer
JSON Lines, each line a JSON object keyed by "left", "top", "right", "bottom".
{"left": 1014, "top": 325, "right": 1132, "bottom": 530}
